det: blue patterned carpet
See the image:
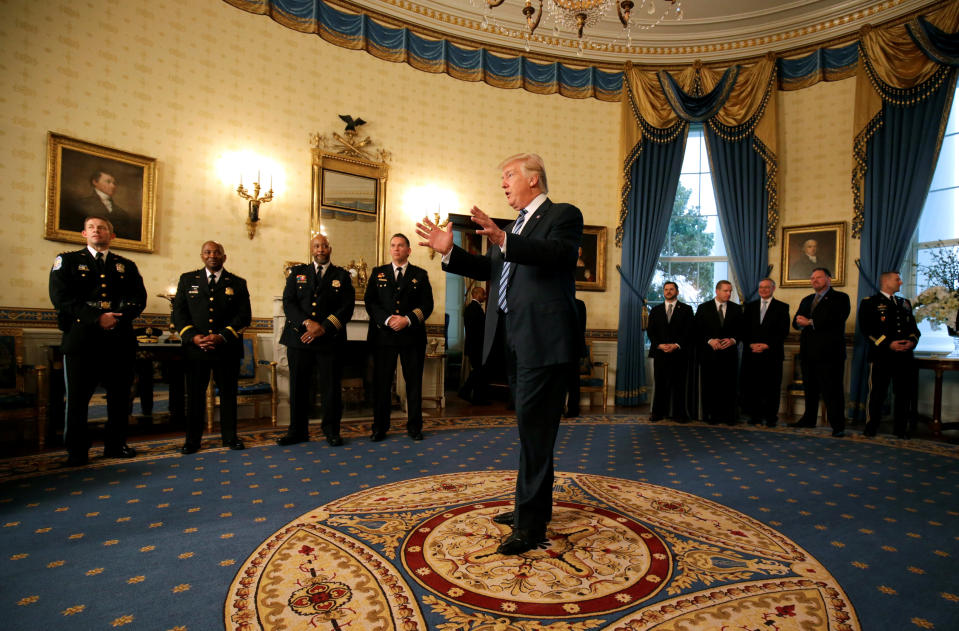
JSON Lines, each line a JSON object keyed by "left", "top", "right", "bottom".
{"left": 1, "top": 416, "right": 957, "bottom": 630}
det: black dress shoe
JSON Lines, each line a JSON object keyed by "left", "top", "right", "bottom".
{"left": 370, "top": 431, "right": 387, "bottom": 442}
{"left": 788, "top": 420, "right": 816, "bottom": 428}
{"left": 223, "top": 438, "right": 245, "bottom": 450}
{"left": 649, "top": 415, "right": 663, "bottom": 422}
{"left": 765, "top": 421, "right": 777, "bottom": 428}
{"left": 326, "top": 435, "right": 344, "bottom": 447}
{"left": 497, "top": 528, "right": 548, "bottom": 555}
{"left": 276, "top": 435, "right": 308, "bottom": 446}
{"left": 180, "top": 444, "right": 199, "bottom": 455}
{"left": 565, "top": 408, "right": 581, "bottom": 418}
{"left": 103, "top": 445, "right": 137, "bottom": 458}
{"left": 408, "top": 431, "right": 424, "bottom": 441}
{"left": 831, "top": 430, "right": 846, "bottom": 437}
{"left": 492, "top": 511, "right": 515, "bottom": 526}
{"left": 65, "top": 454, "right": 88, "bottom": 467}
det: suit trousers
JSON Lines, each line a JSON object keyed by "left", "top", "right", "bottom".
{"left": 372, "top": 343, "right": 425, "bottom": 434}
{"left": 287, "top": 347, "right": 343, "bottom": 439}
{"left": 866, "top": 355, "right": 918, "bottom": 434}
{"left": 185, "top": 356, "right": 239, "bottom": 447}
{"left": 741, "top": 352, "right": 783, "bottom": 424}
{"left": 700, "top": 349, "right": 738, "bottom": 423}
{"left": 63, "top": 348, "right": 134, "bottom": 457}
{"left": 503, "top": 314, "right": 569, "bottom": 532}
{"left": 651, "top": 353, "right": 689, "bottom": 419}
{"left": 800, "top": 357, "right": 845, "bottom": 432}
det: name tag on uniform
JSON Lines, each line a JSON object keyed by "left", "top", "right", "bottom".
{"left": 77, "top": 264, "right": 89, "bottom": 271}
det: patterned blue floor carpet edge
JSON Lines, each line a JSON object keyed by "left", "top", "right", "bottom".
{"left": 1, "top": 415, "right": 956, "bottom": 630}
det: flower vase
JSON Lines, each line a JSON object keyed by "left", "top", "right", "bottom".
{"left": 949, "top": 326, "right": 959, "bottom": 357}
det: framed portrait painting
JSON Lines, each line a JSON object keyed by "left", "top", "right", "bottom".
{"left": 44, "top": 132, "right": 157, "bottom": 253}
{"left": 780, "top": 222, "right": 845, "bottom": 288}
{"left": 576, "top": 225, "right": 607, "bottom": 292}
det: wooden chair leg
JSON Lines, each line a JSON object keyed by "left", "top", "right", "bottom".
{"left": 206, "top": 380, "right": 215, "bottom": 433}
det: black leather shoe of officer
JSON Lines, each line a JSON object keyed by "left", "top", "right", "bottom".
{"left": 408, "top": 431, "right": 424, "bottom": 441}
{"left": 370, "top": 431, "right": 387, "bottom": 442}
{"left": 223, "top": 438, "right": 245, "bottom": 450}
{"left": 65, "top": 454, "right": 89, "bottom": 467}
{"left": 103, "top": 445, "right": 137, "bottom": 458}
{"left": 276, "top": 434, "right": 308, "bottom": 446}
{"left": 492, "top": 511, "right": 514, "bottom": 526}
{"left": 180, "top": 444, "right": 199, "bottom": 455}
{"left": 831, "top": 430, "right": 846, "bottom": 437}
{"left": 496, "top": 528, "right": 548, "bottom": 555}
{"left": 649, "top": 415, "right": 663, "bottom": 422}
{"left": 326, "top": 435, "right": 344, "bottom": 447}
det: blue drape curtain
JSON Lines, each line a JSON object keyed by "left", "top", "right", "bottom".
{"left": 847, "top": 62, "right": 959, "bottom": 419}
{"left": 615, "top": 131, "right": 688, "bottom": 406}
{"left": 703, "top": 132, "right": 773, "bottom": 302}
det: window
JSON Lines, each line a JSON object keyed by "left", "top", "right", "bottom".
{"left": 647, "top": 124, "right": 737, "bottom": 306}
{"left": 904, "top": 86, "right": 959, "bottom": 353}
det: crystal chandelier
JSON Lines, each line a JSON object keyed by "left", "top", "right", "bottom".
{"left": 481, "top": 0, "right": 684, "bottom": 49}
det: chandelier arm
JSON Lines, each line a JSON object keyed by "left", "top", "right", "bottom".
{"left": 486, "top": 0, "right": 506, "bottom": 8}
{"left": 618, "top": 1, "right": 633, "bottom": 28}
{"left": 523, "top": 0, "right": 543, "bottom": 35}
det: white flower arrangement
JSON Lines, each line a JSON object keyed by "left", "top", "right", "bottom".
{"left": 913, "top": 285, "right": 959, "bottom": 330}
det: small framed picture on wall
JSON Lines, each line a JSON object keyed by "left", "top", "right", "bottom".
{"left": 780, "top": 222, "right": 846, "bottom": 288}
{"left": 576, "top": 225, "right": 607, "bottom": 292}
{"left": 44, "top": 132, "right": 157, "bottom": 253}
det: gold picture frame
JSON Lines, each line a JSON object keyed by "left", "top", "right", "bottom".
{"left": 576, "top": 225, "right": 607, "bottom": 292}
{"left": 44, "top": 132, "right": 157, "bottom": 253}
{"left": 780, "top": 222, "right": 845, "bottom": 288}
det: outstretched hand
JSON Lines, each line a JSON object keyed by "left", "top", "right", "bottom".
{"left": 468, "top": 205, "right": 507, "bottom": 247}
{"left": 415, "top": 218, "right": 453, "bottom": 255}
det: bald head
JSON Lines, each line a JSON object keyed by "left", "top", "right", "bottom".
{"left": 200, "top": 241, "right": 226, "bottom": 272}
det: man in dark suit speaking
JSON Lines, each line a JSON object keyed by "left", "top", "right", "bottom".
{"left": 416, "top": 153, "right": 583, "bottom": 555}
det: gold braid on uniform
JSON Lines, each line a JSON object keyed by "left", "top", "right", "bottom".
{"left": 327, "top": 315, "right": 342, "bottom": 330}
{"left": 412, "top": 308, "right": 425, "bottom": 323}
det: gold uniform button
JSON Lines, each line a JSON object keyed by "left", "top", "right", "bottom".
{"left": 101, "top": 283, "right": 107, "bottom": 288}
{"left": 311, "top": 312, "right": 316, "bottom": 316}
{"left": 311, "top": 302, "right": 316, "bottom": 306}
{"left": 209, "top": 318, "right": 214, "bottom": 323}
{"left": 100, "top": 274, "right": 106, "bottom": 278}
{"left": 209, "top": 297, "right": 214, "bottom": 301}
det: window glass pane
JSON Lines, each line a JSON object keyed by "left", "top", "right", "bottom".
{"left": 698, "top": 177, "right": 718, "bottom": 216}
{"left": 928, "top": 134, "right": 957, "bottom": 191}
{"left": 917, "top": 188, "right": 959, "bottom": 242}
{"left": 946, "top": 97, "right": 959, "bottom": 135}
{"left": 681, "top": 135, "right": 702, "bottom": 173}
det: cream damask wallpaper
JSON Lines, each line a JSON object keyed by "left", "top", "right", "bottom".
{"left": 0, "top": 0, "right": 621, "bottom": 327}
{"left": 1, "top": 0, "right": 863, "bottom": 332}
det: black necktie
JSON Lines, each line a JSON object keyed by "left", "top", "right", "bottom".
{"left": 95, "top": 251, "right": 105, "bottom": 272}
{"left": 395, "top": 267, "right": 403, "bottom": 284}
{"left": 208, "top": 274, "right": 216, "bottom": 290}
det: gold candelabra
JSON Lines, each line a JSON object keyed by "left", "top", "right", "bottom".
{"left": 237, "top": 175, "right": 274, "bottom": 239}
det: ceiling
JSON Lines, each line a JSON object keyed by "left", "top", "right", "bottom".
{"left": 341, "top": 0, "right": 940, "bottom": 65}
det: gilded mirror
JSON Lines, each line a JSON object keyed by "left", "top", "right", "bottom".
{"left": 310, "top": 148, "right": 388, "bottom": 296}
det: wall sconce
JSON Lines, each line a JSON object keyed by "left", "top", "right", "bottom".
{"left": 236, "top": 171, "right": 274, "bottom": 239}
{"left": 423, "top": 212, "right": 450, "bottom": 259}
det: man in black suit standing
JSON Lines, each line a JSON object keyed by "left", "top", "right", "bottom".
{"left": 646, "top": 281, "right": 693, "bottom": 422}
{"left": 789, "top": 267, "right": 850, "bottom": 436}
{"left": 740, "top": 278, "right": 790, "bottom": 427}
{"left": 564, "top": 297, "right": 588, "bottom": 417}
{"left": 365, "top": 234, "right": 433, "bottom": 442}
{"left": 859, "top": 271, "right": 920, "bottom": 438}
{"left": 278, "top": 235, "right": 355, "bottom": 446}
{"left": 173, "top": 241, "right": 252, "bottom": 454}
{"left": 49, "top": 216, "right": 147, "bottom": 466}
{"left": 458, "top": 285, "right": 489, "bottom": 405}
{"left": 416, "top": 152, "right": 583, "bottom": 555}
{"left": 695, "top": 280, "right": 743, "bottom": 425}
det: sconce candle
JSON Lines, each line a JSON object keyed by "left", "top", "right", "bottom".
{"left": 236, "top": 175, "right": 274, "bottom": 239}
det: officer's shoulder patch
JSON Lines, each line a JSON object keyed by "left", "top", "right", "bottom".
{"left": 52, "top": 255, "right": 62, "bottom": 271}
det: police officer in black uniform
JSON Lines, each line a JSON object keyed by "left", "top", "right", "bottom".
{"left": 859, "top": 270, "right": 920, "bottom": 438}
{"left": 365, "top": 234, "right": 433, "bottom": 441}
{"left": 173, "top": 241, "right": 252, "bottom": 453}
{"left": 49, "top": 216, "right": 147, "bottom": 466}
{"left": 278, "top": 234, "right": 354, "bottom": 446}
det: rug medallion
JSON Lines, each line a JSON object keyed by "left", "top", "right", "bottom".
{"left": 226, "top": 471, "right": 858, "bottom": 630}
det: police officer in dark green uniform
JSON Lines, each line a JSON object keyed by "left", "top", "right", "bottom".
{"left": 859, "top": 271, "right": 920, "bottom": 438}
{"left": 49, "top": 216, "right": 147, "bottom": 466}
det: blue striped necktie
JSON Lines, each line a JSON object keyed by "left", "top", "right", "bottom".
{"left": 496, "top": 209, "right": 528, "bottom": 313}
